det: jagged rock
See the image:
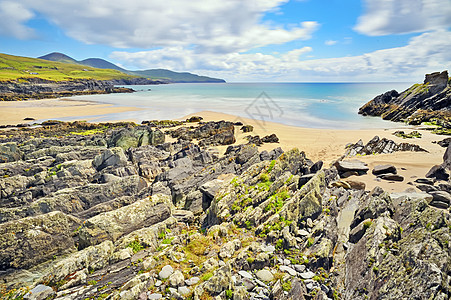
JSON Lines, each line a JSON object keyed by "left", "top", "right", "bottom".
{"left": 245, "top": 135, "right": 262, "bottom": 146}
{"left": 108, "top": 126, "right": 164, "bottom": 149}
{"left": 358, "top": 71, "right": 451, "bottom": 125}
{"left": 40, "top": 240, "right": 114, "bottom": 286}
{"left": 0, "top": 211, "right": 80, "bottom": 270}
{"left": 78, "top": 194, "right": 172, "bottom": 248}
{"left": 345, "top": 136, "right": 427, "bottom": 157}
{"left": 240, "top": 125, "right": 254, "bottom": 132}
{"left": 204, "top": 265, "right": 234, "bottom": 295}
{"left": 262, "top": 134, "right": 279, "bottom": 143}
{"left": 173, "top": 210, "right": 194, "bottom": 224}
{"left": 0, "top": 142, "right": 22, "bottom": 163}
{"left": 436, "top": 137, "right": 451, "bottom": 148}
{"left": 372, "top": 164, "right": 397, "bottom": 175}
{"left": 426, "top": 164, "right": 449, "bottom": 181}
{"left": 92, "top": 147, "right": 128, "bottom": 171}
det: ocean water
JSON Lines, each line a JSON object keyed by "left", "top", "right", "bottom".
{"left": 69, "top": 82, "right": 414, "bottom": 129}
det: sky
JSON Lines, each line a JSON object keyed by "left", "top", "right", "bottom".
{"left": 0, "top": 0, "right": 450, "bottom": 82}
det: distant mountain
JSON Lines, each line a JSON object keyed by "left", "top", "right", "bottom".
{"left": 38, "top": 52, "right": 225, "bottom": 83}
{"left": 80, "top": 58, "right": 129, "bottom": 73}
{"left": 38, "top": 52, "right": 78, "bottom": 65}
{"left": 131, "top": 69, "right": 225, "bottom": 83}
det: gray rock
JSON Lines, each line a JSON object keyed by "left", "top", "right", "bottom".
{"left": 178, "top": 286, "right": 190, "bottom": 296}
{"left": 159, "top": 265, "right": 174, "bottom": 279}
{"left": 185, "top": 277, "right": 200, "bottom": 286}
{"left": 334, "top": 159, "right": 369, "bottom": 174}
{"left": 92, "top": 147, "right": 128, "bottom": 171}
{"left": 24, "top": 284, "right": 55, "bottom": 300}
{"left": 372, "top": 164, "right": 397, "bottom": 175}
{"left": 242, "top": 278, "right": 256, "bottom": 291}
{"left": 299, "top": 271, "right": 315, "bottom": 279}
{"left": 280, "top": 265, "right": 297, "bottom": 276}
{"left": 238, "top": 270, "right": 253, "bottom": 279}
{"left": 294, "top": 264, "right": 306, "bottom": 273}
{"left": 147, "top": 293, "right": 163, "bottom": 300}
{"left": 169, "top": 270, "right": 185, "bottom": 287}
{"left": 173, "top": 210, "right": 194, "bottom": 224}
{"left": 428, "top": 191, "right": 451, "bottom": 209}
{"left": 0, "top": 142, "right": 22, "bottom": 163}
{"left": 380, "top": 173, "right": 404, "bottom": 182}
{"left": 256, "top": 269, "right": 274, "bottom": 282}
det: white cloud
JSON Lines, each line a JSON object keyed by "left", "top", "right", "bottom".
{"left": 325, "top": 40, "right": 337, "bottom": 46}
{"left": 0, "top": 1, "right": 35, "bottom": 39}
{"left": 355, "top": 0, "right": 451, "bottom": 36}
{"left": 0, "top": 0, "right": 318, "bottom": 53}
{"left": 112, "top": 30, "right": 451, "bottom": 81}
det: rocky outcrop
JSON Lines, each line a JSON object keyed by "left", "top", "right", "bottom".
{"left": 359, "top": 71, "right": 451, "bottom": 125}
{"left": 0, "top": 120, "right": 449, "bottom": 300}
{"left": 344, "top": 135, "right": 427, "bottom": 157}
{"left": 0, "top": 78, "right": 135, "bottom": 101}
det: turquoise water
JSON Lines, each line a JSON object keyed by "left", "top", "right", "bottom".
{"left": 69, "top": 82, "right": 414, "bottom": 129}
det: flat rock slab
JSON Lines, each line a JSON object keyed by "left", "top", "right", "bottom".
{"left": 372, "top": 164, "right": 397, "bottom": 175}
{"left": 379, "top": 173, "right": 404, "bottom": 182}
{"left": 428, "top": 191, "right": 451, "bottom": 209}
{"left": 299, "top": 271, "right": 315, "bottom": 279}
{"left": 238, "top": 270, "right": 253, "bottom": 279}
{"left": 335, "top": 160, "right": 369, "bottom": 174}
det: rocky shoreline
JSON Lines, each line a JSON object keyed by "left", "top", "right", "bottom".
{"left": 0, "top": 119, "right": 449, "bottom": 299}
{"left": 0, "top": 77, "right": 166, "bottom": 101}
{"left": 359, "top": 71, "right": 451, "bottom": 131}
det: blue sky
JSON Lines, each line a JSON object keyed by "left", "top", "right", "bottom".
{"left": 0, "top": 0, "right": 450, "bottom": 82}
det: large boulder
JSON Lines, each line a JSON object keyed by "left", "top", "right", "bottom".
{"left": 78, "top": 194, "right": 172, "bottom": 248}
{"left": 0, "top": 211, "right": 80, "bottom": 270}
{"left": 0, "top": 142, "right": 23, "bottom": 163}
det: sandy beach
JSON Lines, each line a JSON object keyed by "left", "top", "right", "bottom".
{"left": 182, "top": 111, "right": 445, "bottom": 193}
{"left": 0, "top": 98, "right": 140, "bottom": 126}
{"left": 0, "top": 101, "right": 446, "bottom": 193}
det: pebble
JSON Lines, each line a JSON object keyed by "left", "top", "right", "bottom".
{"left": 256, "top": 269, "right": 274, "bottom": 282}
{"left": 147, "top": 293, "right": 163, "bottom": 300}
{"left": 159, "top": 265, "right": 174, "bottom": 279}
{"left": 255, "top": 279, "right": 269, "bottom": 288}
{"left": 178, "top": 286, "right": 190, "bottom": 296}
{"left": 279, "top": 265, "right": 297, "bottom": 276}
{"left": 238, "top": 270, "right": 253, "bottom": 279}
{"left": 219, "top": 260, "right": 226, "bottom": 267}
{"left": 185, "top": 277, "right": 200, "bottom": 286}
{"left": 263, "top": 245, "right": 276, "bottom": 253}
{"left": 154, "top": 280, "right": 162, "bottom": 287}
{"left": 294, "top": 264, "right": 306, "bottom": 273}
{"left": 283, "top": 259, "right": 291, "bottom": 266}
{"left": 299, "top": 271, "right": 315, "bottom": 279}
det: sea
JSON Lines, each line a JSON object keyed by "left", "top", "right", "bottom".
{"left": 69, "top": 82, "right": 414, "bottom": 129}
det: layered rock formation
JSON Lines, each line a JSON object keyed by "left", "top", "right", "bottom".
{"left": 0, "top": 77, "right": 163, "bottom": 101}
{"left": 359, "top": 71, "right": 451, "bottom": 126}
{"left": 0, "top": 121, "right": 449, "bottom": 300}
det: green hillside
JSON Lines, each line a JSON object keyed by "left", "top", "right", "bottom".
{"left": 0, "top": 53, "right": 137, "bottom": 82}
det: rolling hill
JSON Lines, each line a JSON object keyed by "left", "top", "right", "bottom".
{"left": 39, "top": 52, "right": 226, "bottom": 83}
{"left": 0, "top": 53, "right": 137, "bottom": 82}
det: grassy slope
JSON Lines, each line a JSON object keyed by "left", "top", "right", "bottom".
{"left": 0, "top": 53, "right": 137, "bottom": 82}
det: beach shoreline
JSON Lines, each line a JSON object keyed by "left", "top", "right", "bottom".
{"left": 0, "top": 97, "right": 141, "bottom": 126}
{"left": 0, "top": 100, "right": 445, "bottom": 192}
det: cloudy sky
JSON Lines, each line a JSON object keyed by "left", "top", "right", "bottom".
{"left": 1, "top": 0, "right": 450, "bottom": 82}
